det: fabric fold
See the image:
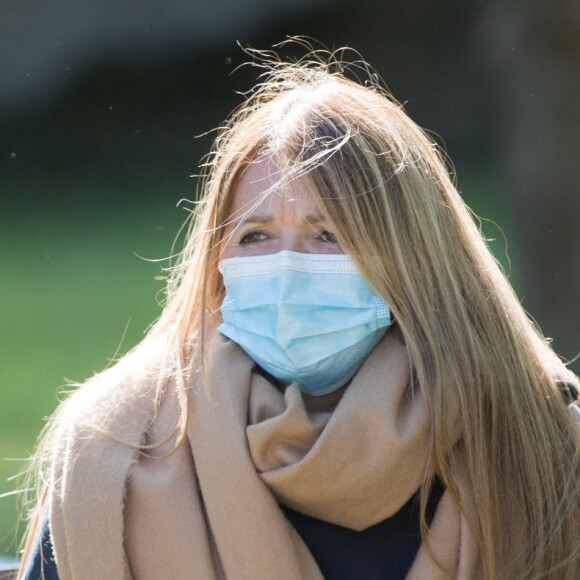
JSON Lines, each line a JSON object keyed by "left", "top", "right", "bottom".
{"left": 247, "top": 330, "right": 429, "bottom": 530}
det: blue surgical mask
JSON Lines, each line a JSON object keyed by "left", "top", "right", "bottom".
{"left": 218, "top": 251, "right": 391, "bottom": 396}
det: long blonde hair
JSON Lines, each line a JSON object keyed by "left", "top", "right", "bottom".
{"left": 23, "top": 45, "right": 580, "bottom": 579}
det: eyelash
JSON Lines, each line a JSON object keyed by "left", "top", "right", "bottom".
{"left": 317, "top": 230, "right": 339, "bottom": 244}
{"left": 239, "top": 231, "right": 268, "bottom": 245}
{"left": 238, "top": 229, "right": 339, "bottom": 245}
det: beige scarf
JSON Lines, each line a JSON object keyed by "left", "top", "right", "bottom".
{"left": 49, "top": 329, "right": 483, "bottom": 579}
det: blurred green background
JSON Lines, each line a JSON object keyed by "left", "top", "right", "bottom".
{"left": 2, "top": 0, "right": 579, "bottom": 557}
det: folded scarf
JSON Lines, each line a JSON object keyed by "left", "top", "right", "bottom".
{"left": 49, "top": 329, "right": 483, "bottom": 579}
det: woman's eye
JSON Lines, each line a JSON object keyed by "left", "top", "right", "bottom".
{"left": 240, "top": 231, "right": 267, "bottom": 244}
{"left": 318, "top": 230, "right": 339, "bottom": 244}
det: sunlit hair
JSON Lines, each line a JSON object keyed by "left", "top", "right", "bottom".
{"left": 21, "top": 43, "right": 580, "bottom": 579}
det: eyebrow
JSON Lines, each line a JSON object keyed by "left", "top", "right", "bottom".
{"left": 303, "top": 213, "right": 327, "bottom": 225}
{"left": 237, "top": 212, "right": 327, "bottom": 227}
{"left": 237, "top": 213, "right": 273, "bottom": 226}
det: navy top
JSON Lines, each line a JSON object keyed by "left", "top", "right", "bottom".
{"left": 20, "top": 516, "right": 58, "bottom": 580}
{"left": 282, "top": 482, "right": 444, "bottom": 580}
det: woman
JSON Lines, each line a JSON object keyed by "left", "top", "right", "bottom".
{"left": 20, "top": 46, "right": 580, "bottom": 579}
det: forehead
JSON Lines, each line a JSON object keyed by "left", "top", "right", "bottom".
{"left": 229, "top": 157, "right": 321, "bottom": 216}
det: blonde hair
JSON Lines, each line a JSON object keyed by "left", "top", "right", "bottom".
{"left": 22, "top": 44, "right": 580, "bottom": 579}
